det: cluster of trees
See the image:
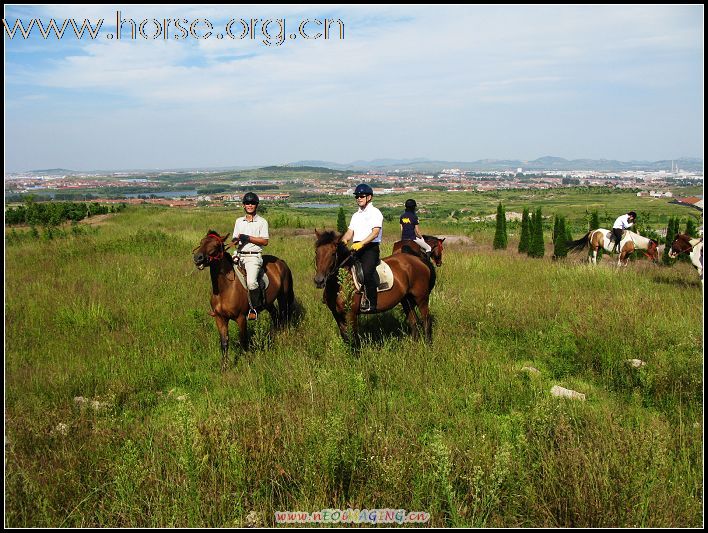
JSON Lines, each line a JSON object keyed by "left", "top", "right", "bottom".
{"left": 493, "top": 203, "right": 546, "bottom": 257}
{"left": 4, "top": 199, "right": 125, "bottom": 227}
{"left": 515, "top": 207, "right": 545, "bottom": 257}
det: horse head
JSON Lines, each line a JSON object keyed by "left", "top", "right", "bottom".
{"left": 668, "top": 233, "right": 692, "bottom": 259}
{"left": 426, "top": 236, "right": 445, "bottom": 267}
{"left": 193, "top": 230, "right": 230, "bottom": 270}
{"left": 645, "top": 239, "right": 660, "bottom": 262}
{"left": 313, "top": 230, "right": 348, "bottom": 288}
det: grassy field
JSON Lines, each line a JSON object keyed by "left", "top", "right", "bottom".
{"left": 4, "top": 203, "right": 703, "bottom": 527}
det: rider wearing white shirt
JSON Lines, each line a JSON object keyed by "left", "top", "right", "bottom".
{"left": 612, "top": 211, "right": 637, "bottom": 252}
{"left": 341, "top": 183, "right": 383, "bottom": 313}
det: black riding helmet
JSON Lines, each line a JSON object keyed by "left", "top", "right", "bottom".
{"left": 405, "top": 199, "right": 417, "bottom": 211}
{"left": 354, "top": 183, "right": 373, "bottom": 197}
{"left": 242, "top": 192, "right": 259, "bottom": 205}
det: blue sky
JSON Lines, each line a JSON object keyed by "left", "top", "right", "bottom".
{"left": 4, "top": 4, "right": 704, "bottom": 171}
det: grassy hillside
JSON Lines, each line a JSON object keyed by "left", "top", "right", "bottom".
{"left": 5, "top": 205, "right": 703, "bottom": 527}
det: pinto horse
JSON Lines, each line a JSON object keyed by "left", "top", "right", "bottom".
{"left": 668, "top": 233, "right": 703, "bottom": 280}
{"left": 313, "top": 230, "right": 435, "bottom": 344}
{"left": 392, "top": 235, "right": 446, "bottom": 266}
{"left": 566, "top": 228, "right": 659, "bottom": 266}
{"left": 193, "top": 230, "right": 295, "bottom": 371}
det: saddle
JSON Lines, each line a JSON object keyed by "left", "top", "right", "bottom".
{"left": 351, "top": 260, "right": 394, "bottom": 293}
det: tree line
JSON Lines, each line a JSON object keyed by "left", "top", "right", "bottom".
{"left": 5, "top": 199, "right": 125, "bottom": 227}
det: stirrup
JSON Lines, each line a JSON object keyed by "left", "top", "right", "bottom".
{"left": 247, "top": 307, "right": 258, "bottom": 321}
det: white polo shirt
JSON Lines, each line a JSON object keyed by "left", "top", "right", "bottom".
{"left": 233, "top": 214, "right": 269, "bottom": 253}
{"left": 349, "top": 202, "right": 383, "bottom": 243}
{"left": 613, "top": 214, "right": 634, "bottom": 230}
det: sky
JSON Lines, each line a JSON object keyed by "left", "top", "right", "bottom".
{"left": 3, "top": 4, "right": 704, "bottom": 172}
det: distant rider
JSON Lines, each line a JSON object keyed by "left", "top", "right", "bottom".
{"left": 232, "top": 192, "right": 269, "bottom": 320}
{"left": 612, "top": 211, "right": 637, "bottom": 253}
{"left": 341, "top": 184, "right": 383, "bottom": 313}
{"left": 400, "top": 199, "right": 432, "bottom": 257}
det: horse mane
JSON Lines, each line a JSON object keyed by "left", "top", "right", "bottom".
{"left": 315, "top": 230, "right": 341, "bottom": 246}
{"left": 206, "top": 229, "right": 224, "bottom": 239}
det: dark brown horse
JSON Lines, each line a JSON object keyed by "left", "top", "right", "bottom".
{"left": 313, "top": 230, "right": 435, "bottom": 344}
{"left": 668, "top": 233, "right": 703, "bottom": 279}
{"left": 392, "top": 235, "right": 446, "bottom": 266}
{"left": 193, "top": 230, "right": 295, "bottom": 371}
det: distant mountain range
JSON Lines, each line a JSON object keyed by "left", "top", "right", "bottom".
{"left": 289, "top": 157, "right": 704, "bottom": 173}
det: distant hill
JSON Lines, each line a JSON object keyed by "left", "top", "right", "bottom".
{"left": 28, "top": 168, "right": 74, "bottom": 174}
{"left": 289, "top": 157, "right": 704, "bottom": 172}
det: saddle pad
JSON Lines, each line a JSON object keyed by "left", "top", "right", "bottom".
{"left": 233, "top": 264, "right": 270, "bottom": 291}
{"left": 352, "top": 260, "right": 394, "bottom": 293}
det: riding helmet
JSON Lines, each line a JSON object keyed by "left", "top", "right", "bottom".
{"left": 405, "top": 199, "right": 417, "bottom": 211}
{"left": 242, "top": 192, "right": 259, "bottom": 205}
{"left": 354, "top": 183, "right": 373, "bottom": 197}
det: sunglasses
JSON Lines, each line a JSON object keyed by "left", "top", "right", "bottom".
{"left": 243, "top": 202, "right": 257, "bottom": 206}
{"left": 355, "top": 194, "right": 368, "bottom": 199}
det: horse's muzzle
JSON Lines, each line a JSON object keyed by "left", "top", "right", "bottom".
{"left": 313, "top": 274, "right": 325, "bottom": 289}
{"left": 193, "top": 253, "right": 207, "bottom": 270}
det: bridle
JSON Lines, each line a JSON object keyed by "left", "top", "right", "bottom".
{"left": 194, "top": 232, "right": 231, "bottom": 264}
{"left": 317, "top": 242, "right": 354, "bottom": 284}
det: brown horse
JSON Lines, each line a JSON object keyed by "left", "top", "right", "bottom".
{"left": 193, "top": 230, "right": 295, "bottom": 371}
{"left": 669, "top": 233, "right": 703, "bottom": 279}
{"left": 392, "top": 235, "right": 445, "bottom": 266}
{"left": 313, "top": 230, "right": 435, "bottom": 344}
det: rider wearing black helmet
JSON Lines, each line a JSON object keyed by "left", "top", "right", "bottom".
{"left": 232, "top": 192, "right": 269, "bottom": 320}
{"left": 612, "top": 211, "right": 637, "bottom": 253}
{"left": 341, "top": 184, "right": 383, "bottom": 313}
{"left": 400, "top": 199, "right": 432, "bottom": 256}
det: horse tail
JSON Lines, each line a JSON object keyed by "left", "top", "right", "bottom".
{"left": 566, "top": 231, "right": 592, "bottom": 254}
{"left": 421, "top": 253, "right": 436, "bottom": 291}
{"left": 284, "top": 263, "right": 295, "bottom": 321}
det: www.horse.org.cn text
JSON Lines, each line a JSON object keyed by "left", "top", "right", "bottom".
{"left": 2, "top": 11, "right": 345, "bottom": 46}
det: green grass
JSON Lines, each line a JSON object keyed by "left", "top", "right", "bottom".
{"left": 5, "top": 204, "right": 703, "bottom": 527}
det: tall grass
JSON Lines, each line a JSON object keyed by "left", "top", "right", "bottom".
{"left": 5, "top": 206, "right": 703, "bottom": 527}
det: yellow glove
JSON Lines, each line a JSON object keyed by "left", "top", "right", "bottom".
{"left": 351, "top": 242, "right": 364, "bottom": 251}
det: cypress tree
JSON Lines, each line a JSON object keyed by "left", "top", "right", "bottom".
{"left": 529, "top": 207, "right": 545, "bottom": 258}
{"left": 493, "top": 202, "right": 508, "bottom": 249}
{"left": 518, "top": 207, "right": 531, "bottom": 253}
{"left": 589, "top": 211, "right": 600, "bottom": 231}
{"left": 662, "top": 217, "right": 678, "bottom": 265}
{"left": 686, "top": 217, "right": 698, "bottom": 238}
{"left": 554, "top": 216, "right": 569, "bottom": 258}
{"left": 337, "top": 207, "right": 347, "bottom": 234}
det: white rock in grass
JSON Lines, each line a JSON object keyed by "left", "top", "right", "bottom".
{"left": 53, "top": 423, "right": 69, "bottom": 436}
{"left": 522, "top": 366, "right": 540, "bottom": 375}
{"left": 74, "top": 396, "right": 87, "bottom": 408}
{"left": 551, "top": 385, "right": 586, "bottom": 401}
{"left": 627, "top": 359, "right": 646, "bottom": 368}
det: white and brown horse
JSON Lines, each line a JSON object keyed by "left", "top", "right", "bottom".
{"left": 567, "top": 228, "right": 659, "bottom": 266}
{"left": 668, "top": 233, "right": 703, "bottom": 280}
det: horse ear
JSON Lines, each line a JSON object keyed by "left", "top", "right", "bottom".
{"left": 314, "top": 228, "right": 321, "bottom": 238}
{"left": 440, "top": 237, "right": 446, "bottom": 242}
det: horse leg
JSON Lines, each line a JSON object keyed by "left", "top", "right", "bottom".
{"left": 215, "top": 315, "right": 230, "bottom": 372}
{"left": 410, "top": 293, "right": 432, "bottom": 343}
{"left": 401, "top": 296, "right": 419, "bottom": 341}
{"left": 236, "top": 314, "right": 248, "bottom": 355}
{"left": 418, "top": 297, "right": 432, "bottom": 343}
{"left": 266, "top": 303, "right": 279, "bottom": 329}
{"left": 591, "top": 245, "right": 598, "bottom": 264}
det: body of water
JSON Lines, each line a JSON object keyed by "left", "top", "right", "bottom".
{"left": 124, "top": 190, "right": 198, "bottom": 198}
